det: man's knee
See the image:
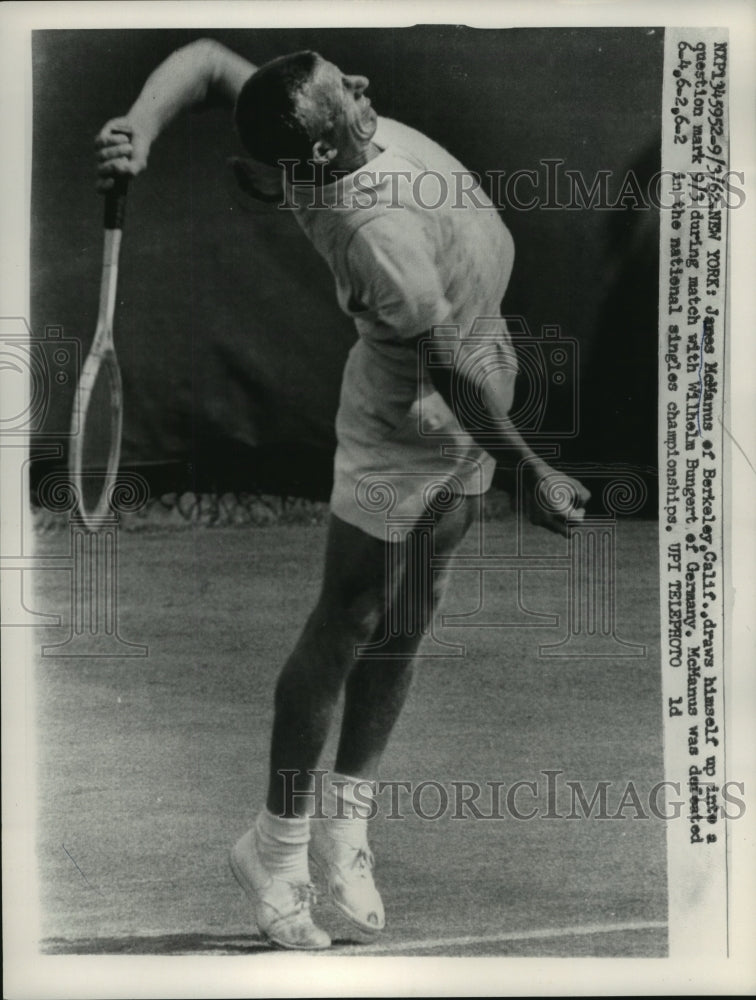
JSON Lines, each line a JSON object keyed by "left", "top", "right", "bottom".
{"left": 319, "top": 588, "right": 386, "bottom": 648}
{"left": 284, "top": 588, "right": 387, "bottom": 675}
{"left": 273, "top": 586, "right": 385, "bottom": 700}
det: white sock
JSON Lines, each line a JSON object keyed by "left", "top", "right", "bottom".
{"left": 255, "top": 808, "right": 310, "bottom": 882}
{"left": 320, "top": 772, "right": 376, "bottom": 848}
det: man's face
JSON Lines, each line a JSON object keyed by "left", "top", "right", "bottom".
{"left": 296, "top": 57, "right": 378, "bottom": 167}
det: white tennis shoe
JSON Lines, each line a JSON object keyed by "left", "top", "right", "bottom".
{"left": 230, "top": 829, "right": 331, "bottom": 950}
{"left": 309, "top": 823, "right": 385, "bottom": 934}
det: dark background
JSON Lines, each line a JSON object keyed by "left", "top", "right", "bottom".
{"left": 31, "top": 26, "right": 663, "bottom": 507}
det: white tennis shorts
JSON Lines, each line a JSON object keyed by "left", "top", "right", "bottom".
{"left": 330, "top": 388, "right": 499, "bottom": 541}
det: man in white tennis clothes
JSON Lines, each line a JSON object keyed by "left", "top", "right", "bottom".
{"left": 96, "top": 40, "right": 590, "bottom": 950}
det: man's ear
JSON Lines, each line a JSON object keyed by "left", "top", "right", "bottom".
{"left": 228, "top": 156, "right": 285, "bottom": 203}
{"left": 311, "top": 139, "right": 338, "bottom": 166}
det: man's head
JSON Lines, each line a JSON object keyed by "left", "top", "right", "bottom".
{"left": 235, "top": 51, "right": 378, "bottom": 173}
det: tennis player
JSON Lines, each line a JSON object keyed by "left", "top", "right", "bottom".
{"left": 96, "top": 39, "right": 590, "bottom": 949}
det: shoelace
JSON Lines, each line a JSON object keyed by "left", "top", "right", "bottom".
{"left": 351, "top": 848, "right": 375, "bottom": 877}
{"left": 291, "top": 882, "right": 318, "bottom": 911}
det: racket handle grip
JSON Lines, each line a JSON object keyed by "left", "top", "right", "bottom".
{"left": 104, "top": 175, "right": 129, "bottom": 230}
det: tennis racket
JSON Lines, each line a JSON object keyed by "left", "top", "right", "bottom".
{"left": 68, "top": 175, "right": 128, "bottom": 529}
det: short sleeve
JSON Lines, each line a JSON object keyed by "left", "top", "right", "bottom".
{"left": 344, "top": 217, "right": 453, "bottom": 338}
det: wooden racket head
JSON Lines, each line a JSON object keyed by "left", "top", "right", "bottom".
{"left": 69, "top": 344, "right": 123, "bottom": 525}
{"left": 68, "top": 177, "right": 128, "bottom": 529}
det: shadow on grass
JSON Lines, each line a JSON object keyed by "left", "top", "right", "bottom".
{"left": 41, "top": 932, "right": 364, "bottom": 955}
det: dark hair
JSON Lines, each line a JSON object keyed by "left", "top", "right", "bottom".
{"left": 234, "top": 50, "right": 321, "bottom": 167}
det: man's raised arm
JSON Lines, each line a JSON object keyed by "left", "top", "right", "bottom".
{"left": 95, "top": 39, "right": 256, "bottom": 190}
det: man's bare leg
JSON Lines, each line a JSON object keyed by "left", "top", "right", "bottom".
{"left": 234, "top": 500, "right": 474, "bottom": 946}
{"left": 266, "top": 513, "right": 397, "bottom": 816}
{"left": 232, "top": 514, "right": 396, "bottom": 948}
{"left": 334, "top": 496, "right": 475, "bottom": 779}
{"left": 266, "top": 498, "right": 475, "bottom": 811}
{"left": 306, "top": 497, "right": 475, "bottom": 934}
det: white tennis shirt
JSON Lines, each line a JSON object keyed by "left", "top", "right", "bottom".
{"left": 287, "top": 116, "right": 516, "bottom": 503}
